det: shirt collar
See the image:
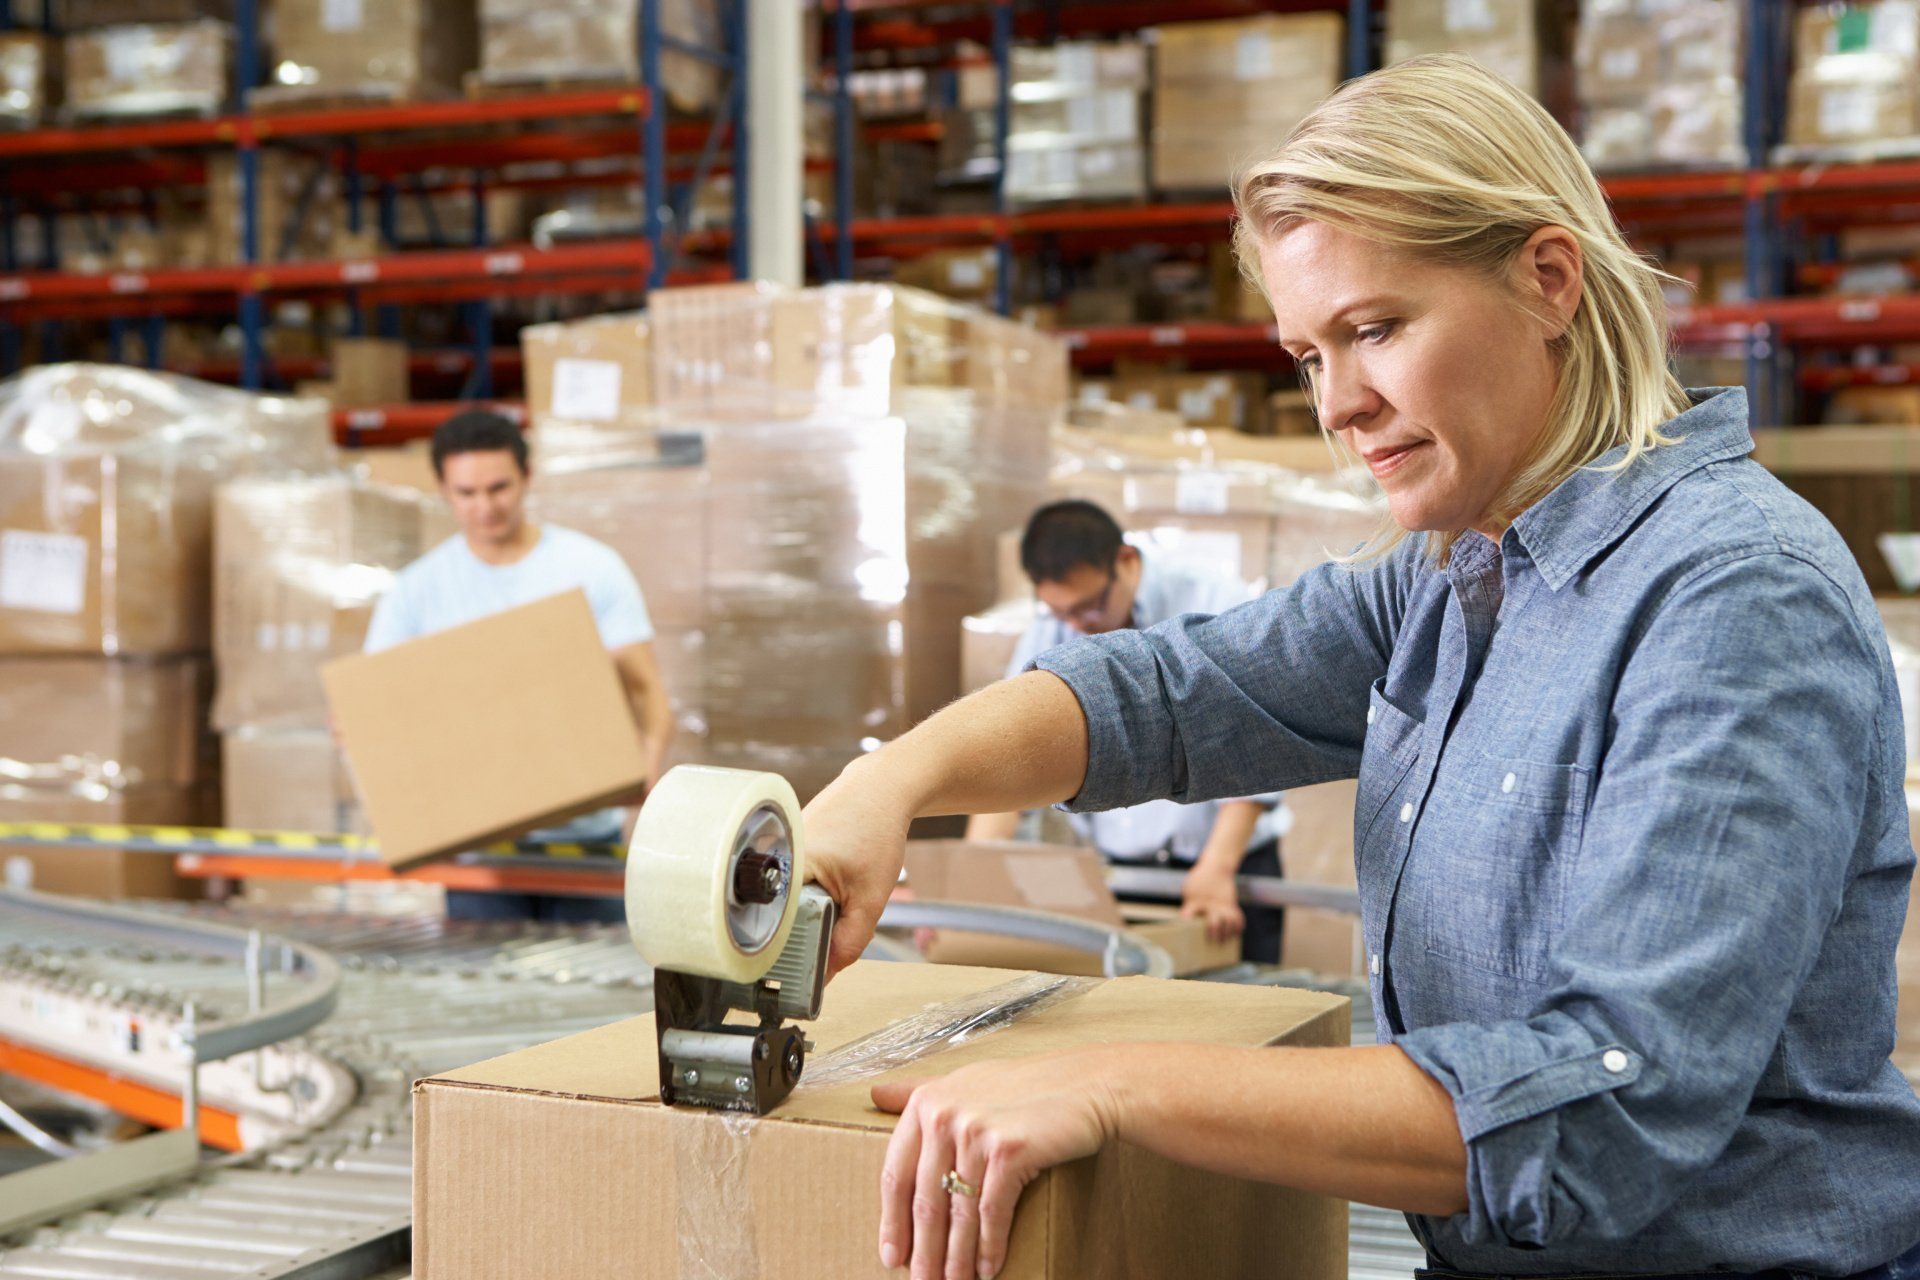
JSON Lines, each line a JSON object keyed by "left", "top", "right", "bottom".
{"left": 1507, "top": 387, "right": 1751, "bottom": 591}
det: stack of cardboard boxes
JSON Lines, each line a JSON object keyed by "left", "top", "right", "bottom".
{"left": 476, "top": 0, "right": 720, "bottom": 112}
{"left": 0, "top": 365, "right": 331, "bottom": 896}
{"left": 522, "top": 283, "right": 1064, "bottom": 800}
{"left": 64, "top": 18, "right": 229, "bottom": 118}
{"left": 1575, "top": 0, "right": 1744, "bottom": 170}
{"left": 254, "top": 0, "right": 476, "bottom": 106}
{"left": 1150, "top": 13, "right": 1344, "bottom": 195}
{"left": 1784, "top": 0, "right": 1920, "bottom": 156}
{"left": 0, "top": 31, "right": 53, "bottom": 128}
{"left": 1004, "top": 40, "right": 1149, "bottom": 206}
{"left": 1386, "top": 0, "right": 1573, "bottom": 111}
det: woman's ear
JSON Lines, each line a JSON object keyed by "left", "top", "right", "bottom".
{"left": 1520, "top": 225, "right": 1584, "bottom": 342}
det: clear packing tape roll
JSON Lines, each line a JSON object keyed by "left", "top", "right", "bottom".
{"left": 626, "top": 765, "right": 806, "bottom": 984}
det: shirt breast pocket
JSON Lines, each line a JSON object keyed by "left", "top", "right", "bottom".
{"left": 1356, "top": 678, "right": 1425, "bottom": 859}
{"left": 1421, "top": 753, "right": 1592, "bottom": 985}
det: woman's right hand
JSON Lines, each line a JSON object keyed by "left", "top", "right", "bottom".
{"left": 803, "top": 756, "right": 917, "bottom": 978}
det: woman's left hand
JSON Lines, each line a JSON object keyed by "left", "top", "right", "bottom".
{"left": 872, "top": 1050, "right": 1124, "bottom": 1279}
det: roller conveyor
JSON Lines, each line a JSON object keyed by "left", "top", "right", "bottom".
{"left": 0, "top": 893, "right": 1427, "bottom": 1278}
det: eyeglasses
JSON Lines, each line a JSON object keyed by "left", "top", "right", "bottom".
{"left": 1048, "top": 570, "right": 1118, "bottom": 627}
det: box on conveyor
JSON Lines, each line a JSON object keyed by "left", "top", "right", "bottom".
{"left": 0, "top": 365, "right": 333, "bottom": 656}
{"left": 412, "top": 961, "right": 1349, "bottom": 1280}
{"left": 322, "top": 591, "right": 649, "bottom": 867}
{"left": 477, "top": 0, "right": 719, "bottom": 113}
{"left": 1004, "top": 39, "right": 1148, "bottom": 206}
{"left": 1385, "top": 0, "right": 1573, "bottom": 108}
{"left": 212, "top": 475, "right": 423, "bottom": 732}
{"left": 63, "top": 19, "right": 228, "bottom": 119}
{"left": 0, "top": 33, "right": 53, "bottom": 129}
{"left": 1784, "top": 0, "right": 1920, "bottom": 153}
{"left": 258, "top": 0, "right": 476, "bottom": 103}
{"left": 1574, "top": 0, "right": 1743, "bottom": 170}
{"left": 1150, "top": 13, "right": 1344, "bottom": 195}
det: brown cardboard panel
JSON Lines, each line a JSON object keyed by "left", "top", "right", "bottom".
{"left": 1281, "top": 779, "right": 1361, "bottom": 976}
{"left": 330, "top": 338, "right": 410, "bottom": 408}
{"left": 321, "top": 591, "right": 647, "bottom": 866}
{"left": 905, "top": 840, "right": 1125, "bottom": 927}
{"left": 414, "top": 962, "right": 1349, "bottom": 1279}
{"left": 0, "top": 655, "right": 213, "bottom": 790}
{"left": 222, "top": 728, "right": 361, "bottom": 835}
{"left": 520, "top": 311, "right": 653, "bottom": 429}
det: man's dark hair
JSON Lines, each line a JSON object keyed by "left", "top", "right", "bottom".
{"left": 1020, "top": 500, "right": 1124, "bottom": 584}
{"left": 431, "top": 409, "right": 529, "bottom": 478}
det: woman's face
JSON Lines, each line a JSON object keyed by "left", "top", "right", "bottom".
{"left": 1257, "top": 221, "right": 1581, "bottom": 536}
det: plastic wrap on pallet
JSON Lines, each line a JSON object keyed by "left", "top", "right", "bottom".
{"left": 260, "top": 0, "right": 476, "bottom": 103}
{"left": 212, "top": 476, "right": 425, "bottom": 732}
{"left": 0, "top": 365, "right": 332, "bottom": 657}
{"left": 0, "top": 655, "right": 213, "bottom": 791}
{"left": 1051, "top": 423, "right": 1384, "bottom": 590}
{"left": 1784, "top": 0, "right": 1920, "bottom": 156}
{"left": 1575, "top": 0, "right": 1744, "bottom": 169}
{"left": 0, "top": 33, "right": 52, "bottom": 129}
{"left": 477, "top": 0, "right": 720, "bottom": 113}
{"left": 63, "top": 19, "right": 230, "bottom": 120}
{"left": 1149, "top": 14, "right": 1343, "bottom": 196}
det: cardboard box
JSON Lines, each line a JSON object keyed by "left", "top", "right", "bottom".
{"left": 961, "top": 598, "right": 1038, "bottom": 694}
{"left": 0, "top": 656, "right": 213, "bottom": 790}
{"left": 222, "top": 727, "right": 361, "bottom": 835}
{"left": 207, "top": 150, "right": 340, "bottom": 266}
{"left": 64, "top": 19, "right": 228, "bottom": 118}
{"left": 1785, "top": 0, "right": 1920, "bottom": 150}
{"left": 330, "top": 338, "right": 409, "bottom": 408}
{"left": 477, "top": 0, "right": 720, "bottom": 113}
{"left": 413, "top": 961, "right": 1349, "bottom": 1280}
{"left": 321, "top": 590, "right": 648, "bottom": 867}
{"left": 0, "top": 453, "right": 216, "bottom": 656}
{"left": 0, "top": 32, "right": 51, "bottom": 129}
{"left": 905, "top": 840, "right": 1243, "bottom": 977}
{"left": 1278, "top": 780, "right": 1360, "bottom": 976}
{"left": 520, "top": 311, "right": 653, "bottom": 431}
{"left": 213, "top": 476, "right": 423, "bottom": 731}
{"left": 1385, "top": 0, "right": 1570, "bottom": 103}
{"left": 262, "top": 0, "right": 476, "bottom": 101}
{"left": 0, "top": 785, "right": 214, "bottom": 900}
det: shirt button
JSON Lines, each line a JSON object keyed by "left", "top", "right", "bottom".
{"left": 1366, "top": 706, "right": 1376, "bottom": 726}
{"left": 1602, "top": 1049, "right": 1630, "bottom": 1074}
{"left": 1369, "top": 953, "right": 1381, "bottom": 975}
{"left": 1501, "top": 772, "right": 1517, "bottom": 794}
{"left": 1398, "top": 802, "right": 1413, "bottom": 823}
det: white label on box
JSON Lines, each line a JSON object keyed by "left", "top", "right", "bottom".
{"left": 1445, "top": 0, "right": 1497, "bottom": 32}
{"left": 102, "top": 27, "right": 156, "bottom": 82}
{"left": 1066, "top": 94, "right": 1101, "bottom": 136}
{"left": 322, "top": 0, "right": 364, "bottom": 32}
{"left": 1174, "top": 472, "right": 1232, "bottom": 515}
{"left": 0, "top": 531, "right": 86, "bottom": 615}
{"left": 948, "top": 256, "right": 986, "bottom": 290}
{"left": 1235, "top": 33, "right": 1274, "bottom": 79}
{"left": 1819, "top": 87, "right": 1877, "bottom": 139}
{"left": 1125, "top": 390, "right": 1159, "bottom": 411}
{"left": 1600, "top": 47, "right": 1641, "bottom": 79}
{"left": 550, "top": 357, "right": 623, "bottom": 421}
{"left": 1176, "top": 387, "right": 1216, "bottom": 421}
{"left": 256, "top": 622, "right": 279, "bottom": 652}
{"left": 1056, "top": 43, "right": 1095, "bottom": 85}
{"left": 1006, "top": 852, "right": 1102, "bottom": 912}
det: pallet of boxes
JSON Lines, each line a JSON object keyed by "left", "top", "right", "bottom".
{"left": 960, "top": 405, "right": 1386, "bottom": 978}
{"left": 521, "top": 282, "right": 1065, "bottom": 802}
{"left": 0, "top": 365, "right": 331, "bottom": 900}
{"left": 1780, "top": 0, "right": 1920, "bottom": 162}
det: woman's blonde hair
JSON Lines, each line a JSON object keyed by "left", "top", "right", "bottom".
{"left": 1232, "top": 54, "right": 1690, "bottom": 562}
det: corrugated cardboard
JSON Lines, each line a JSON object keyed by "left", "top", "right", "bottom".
{"left": 0, "top": 785, "right": 214, "bottom": 899}
{"left": 321, "top": 591, "right": 647, "bottom": 867}
{"left": 1279, "top": 779, "right": 1360, "bottom": 976}
{"left": 222, "top": 727, "right": 362, "bottom": 835}
{"left": 330, "top": 338, "right": 409, "bottom": 408}
{"left": 265, "top": 0, "right": 476, "bottom": 100}
{"left": 64, "top": 19, "right": 228, "bottom": 118}
{"left": 521, "top": 311, "right": 653, "bottom": 431}
{"left": 412, "top": 961, "right": 1349, "bottom": 1280}
{"left": 0, "top": 656, "right": 213, "bottom": 790}
{"left": 0, "top": 32, "right": 51, "bottom": 128}
{"left": 904, "top": 840, "right": 1241, "bottom": 977}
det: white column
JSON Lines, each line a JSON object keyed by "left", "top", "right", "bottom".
{"left": 747, "top": 0, "right": 804, "bottom": 287}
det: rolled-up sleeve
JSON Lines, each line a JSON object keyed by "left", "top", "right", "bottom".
{"left": 1031, "top": 542, "right": 1418, "bottom": 809}
{"left": 1396, "top": 550, "right": 1882, "bottom": 1248}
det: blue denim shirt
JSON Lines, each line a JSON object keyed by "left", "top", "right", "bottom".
{"left": 1034, "top": 388, "right": 1920, "bottom": 1273}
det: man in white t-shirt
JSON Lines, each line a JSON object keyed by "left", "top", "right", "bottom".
{"left": 363, "top": 410, "right": 672, "bottom": 923}
{"left": 966, "top": 500, "right": 1289, "bottom": 962}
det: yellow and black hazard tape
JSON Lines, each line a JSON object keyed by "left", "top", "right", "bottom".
{"left": 0, "top": 823, "right": 625, "bottom": 861}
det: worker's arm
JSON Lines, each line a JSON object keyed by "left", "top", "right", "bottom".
{"left": 805, "top": 671, "right": 1088, "bottom": 974}
{"left": 872, "top": 1040, "right": 1467, "bottom": 1278}
{"left": 611, "top": 641, "right": 674, "bottom": 788}
{"left": 963, "top": 811, "right": 1022, "bottom": 841}
{"left": 1178, "top": 799, "right": 1263, "bottom": 943}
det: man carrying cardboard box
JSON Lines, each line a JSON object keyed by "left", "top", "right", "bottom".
{"left": 362, "top": 410, "right": 672, "bottom": 922}
{"left": 966, "top": 500, "right": 1288, "bottom": 960}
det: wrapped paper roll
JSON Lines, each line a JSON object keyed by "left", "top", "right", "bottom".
{"left": 625, "top": 766, "right": 806, "bottom": 983}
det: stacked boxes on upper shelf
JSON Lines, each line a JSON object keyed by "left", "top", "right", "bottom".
{"left": 477, "top": 0, "right": 721, "bottom": 112}
{"left": 0, "top": 366, "right": 332, "bottom": 896}
{"left": 1386, "top": 0, "right": 1574, "bottom": 113}
{"left": 254, "top": 0, "right": 477, "bottom": 106}
{"left": 64, "top": 19, "right": 230, "bottom": 119}
{"left": 522, "top": 283, "right": 1065, "bottom": 801}
{"left": 1005, "top": 40, "right": 1149, "bottom": 206}
{"left": 1150, "top": 13, "right": 1344, "bottom": 195}
{"left": 0, "top": 32, "right": 53, "bottom": 128}
{"left": 1784, "top": 0, "right": 1920, "bottom": 158}
{"left": 1575, "top": 0, "right": 1744, "bottom": 170}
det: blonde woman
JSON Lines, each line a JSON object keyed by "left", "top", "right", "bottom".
{"left": 803, "top": 55, "right": 1920, "bottom": 1280}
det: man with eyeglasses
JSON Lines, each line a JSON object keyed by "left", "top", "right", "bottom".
{"left": 965, "top": 499, "right": 1288, "bottom": 961}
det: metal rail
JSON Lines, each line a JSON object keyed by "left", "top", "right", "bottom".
{"left": 879, "top": 899, "right": 1175, "bottom": 978}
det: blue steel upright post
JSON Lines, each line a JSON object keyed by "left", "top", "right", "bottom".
{"left": 641, "top": 0, "right": 668, "bottom": 290}
{"left": 834, "top": 0, "right": 855, "bottom": 281}
{"left": 236, "top": 0, "right": 266, "bottom": 390}
{"left": 1346, "top": 0, "right": 1374, "bottom": 76}
{"left": 467, "top": 172, "right": 492, "bottom": 400}
{"left": 991, "top": 0, "right": 1012, "bottom": 316}
{"left": 729, "top": 0, "right": 750, "bottom": 281}
{"left": 0, "top": 195, "right": 17, "bottom": 375}
{"left": 1741, "top": 0, "right": 1784, "bottom": 426}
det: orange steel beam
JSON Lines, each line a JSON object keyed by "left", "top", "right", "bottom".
{"left": 0, "top": 1036, "right": 245, "bottom": 1153}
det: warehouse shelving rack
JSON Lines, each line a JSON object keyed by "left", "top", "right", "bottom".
{"left": 0, "top": 0, "right": 751, "bottom": 441}
{"left": 823, "top": 0, "right": 1920, "bottom": 427}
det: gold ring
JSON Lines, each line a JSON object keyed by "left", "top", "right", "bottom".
{"left": 940, "top": 1170, "right": 978, "bottom": 1198}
